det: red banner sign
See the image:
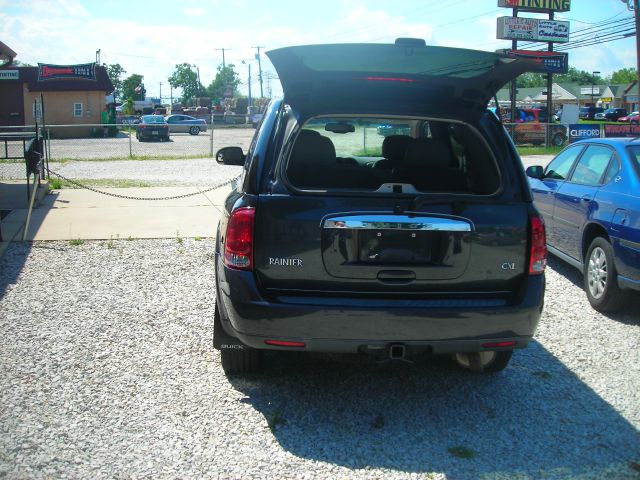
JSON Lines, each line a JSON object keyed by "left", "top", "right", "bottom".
{"left": 37, "top": 63, "right": 96, "bottom": 81}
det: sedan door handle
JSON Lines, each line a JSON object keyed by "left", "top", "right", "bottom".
{"left": 581, "top": 194, "right": 592, "bottom": 202}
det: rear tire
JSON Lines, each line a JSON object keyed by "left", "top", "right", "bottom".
{"left": 584, "top": 237, "right": 626, "bottom": 312}
{"left": 551, "top": 133, "right": 565, "bottom": 147}
{"left": 189, "top": 126, "right": 200, "bottom": 135}
{"left": 214, "top": 302, "right": 262, "bottom": 374}
{"left": 454, "top": 350, "right": 513, "bottom": 373}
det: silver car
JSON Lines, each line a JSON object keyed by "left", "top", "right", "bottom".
{"left": 165, "top": 114, "right": 208, "bottom": 135}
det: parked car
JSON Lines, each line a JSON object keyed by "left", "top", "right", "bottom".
{"left": 579, "top": 107, "right": 604, "bottom": 120}
{"left": 212, "top": 39, "right": 547, "bottom": 375}
{"left": 618, "top": 111, "right": 639, "bottom": 124}
{"left": 135, "top": 115, "right": 169, "bottom": 141}
{"left": 165, "top": 114, "right": 208, "bottom": 135}
{"left": 526, "top": 138, "right": 640, "bottom": 312}
{"left": 505, "top": 108, "right": 567, "bottom": 146}
{"left": 377, "top": 123, "right": 411, "bottom": 137}
{"left": 594, "top": 111, "right": 606, "bottom": 121}
{"left": 604, "top": 108, "right": 628, "bottom": 122}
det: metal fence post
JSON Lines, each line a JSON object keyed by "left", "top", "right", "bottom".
{"left": 210, "top": 113, "right": 214, "bottom": 157}
{"left": 129, "top": 126, "right": 132, "bottom": 158}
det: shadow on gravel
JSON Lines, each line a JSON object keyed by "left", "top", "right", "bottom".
{"left": 229, "top": 343, "right": 640, "bottom": 479}
{"left": 0, "top": 242, "right": 34, "bottom": 300}
{"left": 548, "top": 255, "right": 640, "bottom": 325}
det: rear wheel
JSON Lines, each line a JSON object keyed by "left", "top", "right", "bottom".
{"left": 584, "top": 237, "right": 626, "bottom": 312}
{"left": 454, "top": 350, "right": 513, "bottom": 373}
{"left": 189, "top": 126, "right": 200, "bottom": 135}
{"left": 551, "top": 133, "right": 565, "bottom": 147}
{"left": 214, "top": 302, "right": 262, "bottom": 374}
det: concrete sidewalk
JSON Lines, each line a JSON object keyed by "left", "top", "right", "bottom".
{"left": 0, "top": 182, "right": 234, "bottom": 249}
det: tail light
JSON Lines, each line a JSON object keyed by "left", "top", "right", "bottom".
{"left": 529, "top": 215, "right": 546, "bottom": 275}
{"left": 224, "top": 207, "right": 255, "bottom": 270}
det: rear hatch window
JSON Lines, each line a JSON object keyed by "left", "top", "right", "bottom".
{"left": 284, "top": 116, "right": 500, "bottom": 195}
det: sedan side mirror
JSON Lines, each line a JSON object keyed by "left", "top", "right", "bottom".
{"left": 526, "top": 165, "right": 544, "bottom": 180}
{"left": 216, "top": 146, "right": 245, "bottom": 166}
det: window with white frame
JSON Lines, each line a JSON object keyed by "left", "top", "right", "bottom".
{"left": 73, "top": 103, "right": 83, "bottom": 117}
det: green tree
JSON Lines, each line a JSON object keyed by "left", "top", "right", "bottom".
{"left": 554, "top": 67, "right": 604, "bottom": 85}
{"left": 106, "top": 63, "right": 126, "bottom": 101}
{"left": 516, "top": 72, "right": 546, "bottom": 88}
{"left": 122, "top": 74, "right": 145, "bottom": 101}
{"left": 610, "top": 67, "right": 637, "bottom": 84}
{"left": 123, "top": 97, "right": 135, "bottom": 115}
{"left": 205, "top": 64, "right": 241, "bottom": 102}
{"left": 168, "top": 63, "right": 203, "bottom": 106}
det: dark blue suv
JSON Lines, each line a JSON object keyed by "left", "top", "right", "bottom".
{"left": 527, "top": 138, "right": 640, "bottom": 312}
{"left": 213, "top": 40, "right": 549, "bottom": 374}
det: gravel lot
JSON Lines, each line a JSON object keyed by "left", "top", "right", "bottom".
{"left": 1, "top": 239, "right": 639, "bottom": 479}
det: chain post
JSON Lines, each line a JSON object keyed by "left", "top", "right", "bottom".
{"left": 129, "top": 126, "right": 132, "bottom": 158}
{"left": 210, "top": 113, "right": 214, "bottom": 157}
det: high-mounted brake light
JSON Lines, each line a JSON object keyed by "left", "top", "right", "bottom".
{"left": 529, "top": 215, "right": 547, "bottom": 275}
{"left": 360, "top": 76, "right": 417, "bottom": 83}
{"left": 224, "top": 207, "right": 255, "bottom": 271}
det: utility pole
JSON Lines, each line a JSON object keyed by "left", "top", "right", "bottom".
{"left": 510, "top": 9, "right": 518, "bottom": 131}
{"left": 95, "top": 49, "right": 101, "bottom": 64}
{"left": 546, "top": 11, "right": 554, "bottom": 148}
{"left": 159, "top": 82, "right": 162, "bottom": 104}
{"left": 215, "top": 48, "right": 230, "bottom": 69}
{"left": 253, "top": 46, "right": 265, "bottom": 98}
{"left": 635, "top": 0, "right": 640, "bottom": 109}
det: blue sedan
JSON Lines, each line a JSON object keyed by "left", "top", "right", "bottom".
{"left": 526, "top": 138, "right": 640, "bottom": 312}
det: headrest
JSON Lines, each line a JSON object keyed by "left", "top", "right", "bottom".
{"left": 382, "top": 135, "right": 413, "bottom": 162}
{"left": 290, "top": 130, "right": 336, "bottom": 167}
{"left": 403, "top": 138, "right": 450, "bottom": 169}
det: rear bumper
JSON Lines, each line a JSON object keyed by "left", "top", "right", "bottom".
{"left": 216, "top": 257, "right": 545, "bottom": 354}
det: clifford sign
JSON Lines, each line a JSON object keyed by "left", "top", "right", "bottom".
{"left": 37, "top": 63, "right": 96, "bottom": 81}
{"left": 498, "top": 0, "right": 571, "bottom": 11}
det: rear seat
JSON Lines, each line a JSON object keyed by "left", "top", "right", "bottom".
{"left": 287, "top": 130, "right": 382, "bottom": 190}
{"left": 393, "top": 138, "right": 468, "bottom": 192}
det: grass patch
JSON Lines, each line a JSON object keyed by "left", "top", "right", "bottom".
{"left": 194, "top": 236, "right": 202, "bottom": 241}
{"left": 49, "top": 153, "right": 212, "bottom": 163}
{"left": 47, "top": 178, "right": 154, "bottom": 189}
{"left": 352, "top": 147, "right": 382, "bottom": 157}
{"left": 448, "top": 446, "right": 476, "bottom": 459}
{"left": 69, "top": 238, "right": 84, "bottom": 246}
{"left": 517, "top": 145, "right": 563, "bottom": 156}
{"left": 176, "top": 230, "right": 183, "bottom": 244}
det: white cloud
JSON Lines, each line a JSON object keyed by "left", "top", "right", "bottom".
{"left": 184, "top": 7, "right": 206, "bottom": 17}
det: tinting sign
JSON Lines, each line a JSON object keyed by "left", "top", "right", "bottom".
{"left": 37, "top": 63, "right": 96, "bottom": 81}
{"left": 497, "top": 0, "right": 571, "bottom": 12}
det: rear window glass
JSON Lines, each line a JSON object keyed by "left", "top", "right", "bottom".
{"left": 142, "top": 115, "right": 165, "bottom": 124}
{"left": 627, "top": 145, "right": 640, "bottom": 179}
{"left": 285, "top": 116, "right": 500, "bottom": 195}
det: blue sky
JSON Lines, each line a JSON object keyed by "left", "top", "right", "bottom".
{"left": 1, "top": 0, "right": 636, "bottom": 100}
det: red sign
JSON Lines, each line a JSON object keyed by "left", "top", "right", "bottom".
{"left": 37, "top": 63, "right": 96, "bottom": 81}
{"left": 603, "top": 124, "right": 640, "bottom": 138}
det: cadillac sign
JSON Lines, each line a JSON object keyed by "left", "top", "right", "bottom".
{"left": 498, "top": 0, "right": 571, "bottom": 12}
{"left": 497, "top": 17, "right": 569, "bottom": 43}
{"left": 37, "top": 63, "right": 96, "bottom": 81}
{"left": 498, "top": 49, "right": 569, "bottom": 74}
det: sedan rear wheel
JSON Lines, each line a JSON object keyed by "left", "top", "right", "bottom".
{"left": 584, "top": 237, "right": 626, "bottom": 312}
{"left": 189, "top": 126, "right": 200, "bottom": 135}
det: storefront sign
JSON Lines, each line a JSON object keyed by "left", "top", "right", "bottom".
{"left": 498, "top": 49, "right": 568, "bottom": 74}
{"left": 498, "top": 0, "right": 571, "bottom": 12}
{"left": 0, "top": 70, "right": 19, "bottom": 80}
{"left": 568, "top": 124, "right": 601, "bottom": 143}
{"left": 497, "top": 17, "right": 569, "bottom": 42}
{"left": 627, "top": 94, "right": 639, "bottom": 103}
{"left": 603, "top": 123, "right": 640, "bottom": 138}
{"left": 581, "top": 87, "right": 600, "bottom": 95}
{"left": 599, "top": 97, "right": 613, "bottom": 103}
{"left": 37, "top": 63, "right": 96, "bottom": 81}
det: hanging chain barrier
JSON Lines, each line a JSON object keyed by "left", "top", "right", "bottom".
{"left": 45, "top": 166, "right": 240, "bottom": 201}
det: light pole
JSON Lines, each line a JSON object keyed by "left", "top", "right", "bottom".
{"left": 591, "top": 71, "right": 600, "bottom": 107}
